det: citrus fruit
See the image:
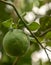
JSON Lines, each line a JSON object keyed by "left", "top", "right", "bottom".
{"left": 3, "top": 29, "right": 30, "bottom": 56}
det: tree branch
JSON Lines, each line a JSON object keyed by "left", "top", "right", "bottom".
{"left": 0, "top": 0, "right": 51, "bottom": 63}
{"left": 44, "top": 49, "right": 51, "bottom": 63}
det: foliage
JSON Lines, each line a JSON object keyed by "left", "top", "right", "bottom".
{"left": 0, "top": 0, "right": 51, "bottom": 65}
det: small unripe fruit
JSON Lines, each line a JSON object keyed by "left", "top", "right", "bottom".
{"left": 3, "top": 29, "right": 30, "bottom": 57}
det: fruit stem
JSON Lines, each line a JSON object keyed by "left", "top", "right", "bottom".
{"left": 12, "top": 56, "right": 19, "bottom": 65}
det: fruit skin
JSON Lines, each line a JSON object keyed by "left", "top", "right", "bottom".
{"left": 3, "top": 29, "right": 30, "bottom": 56}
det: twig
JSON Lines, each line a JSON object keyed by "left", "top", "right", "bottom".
{"left": 0, "top": 0, "right": 51, "bottom": 63}
{"left": 34, "top": 16, "right": 38, "bottom": 21}
{"left": 46, "top": 48, "right": 51, "bottom": 52}
{"left": 39, "top": 28, "right": 51, "bottom": 37}
{"left": 44, "top": 49, "right": 51, "bottom": 62}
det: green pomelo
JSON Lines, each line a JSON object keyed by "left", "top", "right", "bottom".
{"left": 3, "top": 29, "right": 30, "bottom": 56}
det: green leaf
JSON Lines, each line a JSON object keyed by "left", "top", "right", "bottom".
{"left": 24, "top": 0, "right": 33, "bottom": 11}
{"left": 43, "top": 61, "right": 51, "bottom": 65}
{"left": 1, "top": 52, "right": 15, "bottom": 65}
{"left": 2, "top": 54, "right": 10, "bottom": 63}
{"left": 40, "top": 16, "right": 51, "bottom": 31}
{"left": 0, "top": 2, "right": 11, "bottom": 22}
{"left": 2, "top": 18, "right": 13, "bottom": 28}
{"left": 45, "top": 32, "right": 51, "bottom": 39}
{"left": 28, "top": 22, "right": 40, "bottom": 31}
{"left": 46, "top": 40, "right": 51, "bottom": 46}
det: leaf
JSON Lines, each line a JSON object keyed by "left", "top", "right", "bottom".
{"left": 1, "top": 52, "right": 15, "bottom": 65}
{"left": 46, "top": 40, "right": 51, "bottom": 46}
{"left": 45, "top": 32, "right": 51, "bottom": 39}
{"left": 39, "top": 0, "right": 45, "bottom": 7}
{"left": 2, "top": 18, "right": 13, "bottom": 28}
{"left": 0, "top": 2, "right": 10, "bottom": 22}
{"left": 24, "top": 0, "right": 33, "bottom": 11}
{"left": 40, "top": 16, "right": 51, "bottom": 31}
{"left": 0, "top": 22, "right": 8, "bottom": 34}
{"left": 43, "top": 61, "right": 51, "bottom": 65}
{"left": 28, "top": 22, "right": 40, "bottom": 31}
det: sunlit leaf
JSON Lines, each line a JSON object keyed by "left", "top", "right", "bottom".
{"left": 28, "top": 22, "right": 40, "bottom": 31}
{"left": 2, "top": 18, "right": 13, "bottom": 28}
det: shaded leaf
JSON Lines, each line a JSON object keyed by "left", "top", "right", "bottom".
{"left": 0, "top": 2, "right": 11, "bottom": 22}
{"left": 46, "top": 40, "right": 51, "bottom": 46}
{"left": 45, "top": 32, "right": 51, "bottom": 39}
{"left": 40, "top": 16, "right": 51, "bottom": 31}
